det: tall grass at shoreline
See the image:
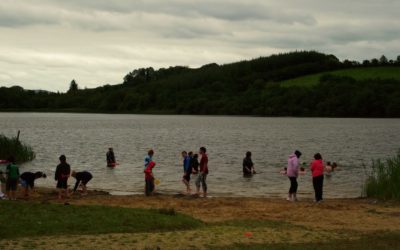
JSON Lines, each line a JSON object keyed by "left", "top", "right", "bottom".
{"left": 0, "top": 134, "right": 35, "bottom": 163}
{"left": 365, "top": 151, "right": 400, "bottom": 200}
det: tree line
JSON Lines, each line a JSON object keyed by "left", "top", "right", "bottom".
{"left": 0, "top": 51, "right": 399, "bottom": 117}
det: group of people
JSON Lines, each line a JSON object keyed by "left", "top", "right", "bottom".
{"left": 0, "top": 155, "right": 93, "bottom": 200}
{"left": 143, "top": 147, "right": 209, "bottom": 197}
{"left": 0, "top": 156, "right": 47, "bottom": 200}
{"left": 285, "top": 150, "right": 338, "bottom": 203}
{"left": 180, "top": 147, "right": 208, "bottom": 197}
{"left": 1, "top": 147, "right": 337, "bottom": 202}
{"left": 55, "top": 155, "right": 93, "bottom": 199}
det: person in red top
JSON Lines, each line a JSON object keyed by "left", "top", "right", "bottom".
{"left": 144, "top": 161, "right": 156, "bottom": 196}
{"left": 195, "top": 147, "right": 208, "bottom": 197}
{"left": 310, "top": 153, "right": 324, "bottom": 202}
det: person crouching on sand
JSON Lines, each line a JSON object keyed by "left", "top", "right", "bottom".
{"left": 20, "top": 171, "right": 47, "bottom": 197}
{"left": 55, "top": 155, "right": 71, "bottom": 200}
{"left": 287, "top": 150, "right": 301, "bottom": 202}
{"left": 144, "top": 161, "right": 156, "bottom": 196}
{"left": 71, "top": 171, "right": 93, "bottom": 195}
{"left": 182, "top": 151, "right": 192, "bottom": 194}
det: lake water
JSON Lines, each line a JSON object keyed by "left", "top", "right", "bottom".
{"left": 1, "top": 113, "right": 399, "bottom": 198}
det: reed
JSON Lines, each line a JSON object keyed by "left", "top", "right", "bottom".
{"left": 365, "top": 151, "right": 400, "bottom": 200}
{"left": 0, "top": 134, "right": 35, "bottom": 163}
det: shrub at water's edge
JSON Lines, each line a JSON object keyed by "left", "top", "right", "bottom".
{"left": 365, "top": 152, "right": 400, "bottom": 200}
{"left": 0, "top": 134, "right": 35, "bottom": 163}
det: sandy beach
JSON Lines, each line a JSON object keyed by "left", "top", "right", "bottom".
{"left": 1, "top": 187, "right": 399, "bottom": 249}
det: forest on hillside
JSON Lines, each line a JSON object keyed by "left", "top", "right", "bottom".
{"left": 1, "top": 51, "right": 399, "bottom": 117}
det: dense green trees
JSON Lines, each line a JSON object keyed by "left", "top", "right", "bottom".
{"left": 0, "top": 51, "right": 399, "bottom": 117}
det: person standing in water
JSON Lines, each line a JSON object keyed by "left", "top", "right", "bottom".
{"left": 195, "top": 147, "right": 208, "bottom": 198}
{"left": 144, "top": 161, "right": 156, "bottom": 196}
{"left": 144, "top": 149, "right": 154, "bottom": 168}
{"left": 191, "top": 153, "right": 200, "bottom": 174}
{"left": 106, "top": 148, "right": 116, "bottom": 167}
{"left": 311, "top": 153, "right": 324, "bottom": 203}
{"left": 243, "top": 151, "right": 256, "bottom": 176}
{"left": 55, "top": 155, "right": 71, "bottom": 200}
{"left": 287, "top": 150, "right": 302, "bottom": 202}
{"left": 182, "top": 151, "right": 192, "bottom": 194}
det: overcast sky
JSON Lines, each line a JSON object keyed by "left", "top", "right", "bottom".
{"left": 0, "top": 0, "right": 399, "bottom": 92}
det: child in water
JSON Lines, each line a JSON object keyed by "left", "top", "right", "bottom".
{"left": 325, "top": 161, "right": 332, "bottom": 174}
{"left": 144, "top": 161, "right": 156, "bottom": 196}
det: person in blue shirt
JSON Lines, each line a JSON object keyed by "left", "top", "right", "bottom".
{"left": 181, "top": 151, "right": 192, "bottom": 194}
{"left": 144, "top": 149, "right": 154, "bottom": 168}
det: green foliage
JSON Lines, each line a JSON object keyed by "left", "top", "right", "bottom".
{"left": 280, "top": 66, "right": 400, "bottom": 88}
{"left": 0, "top": 202, "right": 202, "bottom": 239}
{"left": 0, "top": 51, "right": 399, "bottom": 117}
{"left": 0, "top": 134, "right": 35, "bottom": 163}
{"left": 365, "top": 152, "right": 400, "bottom": 200}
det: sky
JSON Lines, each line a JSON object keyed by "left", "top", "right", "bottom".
{"left": 0, "top": 0, "right": 399, "bottom": 92}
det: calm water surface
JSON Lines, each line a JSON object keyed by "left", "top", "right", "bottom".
{"left": 1, "top": 113, "right": 399, "bottom": 198}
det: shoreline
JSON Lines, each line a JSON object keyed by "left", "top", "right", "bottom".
{"left": 1, "top": 111, "right": 400, "bottom": 119}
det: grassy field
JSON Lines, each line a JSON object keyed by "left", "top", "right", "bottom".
{"left": 1, "top": 194, "right": 400, "bottom": 249}
{"left": 280, "top": 66, "right": 400, "bottom": 87}
{"left": 0, "top": 201, "right": 202, "bottom": 239}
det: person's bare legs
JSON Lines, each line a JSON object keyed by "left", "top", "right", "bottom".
{"left": 11, "top": 190, "right": 16, "bottom": 200}
{"left": 82, "top": 184, "right": 88, "bottom": 195}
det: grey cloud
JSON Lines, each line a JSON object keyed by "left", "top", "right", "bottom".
{"left": 0, "top": 0, "right": 399, "bottom": 92}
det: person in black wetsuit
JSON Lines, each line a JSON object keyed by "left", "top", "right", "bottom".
{"left": 20, "top": 171, "right": 47, "bottom": 197}
{"left": 243, "top": 151, "right": 256, "bottom": 176}
{"left": 191, "top": 153, "right": 200, "bottom": 174}
{"left": 71, "top": 171, "right": 93, "bottom": 195}
{"left": 106, "top": 148, "right": 116, "bottom": 167}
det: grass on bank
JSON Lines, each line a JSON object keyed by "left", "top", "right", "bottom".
{"left": 280, "top": 66, "right": 400, "bottom": 88}
{"left": 0, "top": 134, "right": 35, "bottom": 163}
{"left": 0, "top": 201, "right": 203, "bottom": 239}
{"left": 365, "top": 151, "right": 400, "bottom": 200}
{"left": 218, "top": 232, "right": 400, "bottom": 250}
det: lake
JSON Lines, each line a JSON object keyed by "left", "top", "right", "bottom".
{"left": 1, "top": 113, "right": 399, "bottom": 198}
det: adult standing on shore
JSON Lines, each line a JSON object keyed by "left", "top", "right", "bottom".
{"left": 287, "top": 150, "right": 302, "bottom": 202}
{"left": 310, "top": 153, "right": 324, "bottom": 203}
{"left": 55, "top": 155, "right": 71, "bottom": 200}
{"left": 196, "top": 147, "right": 208, "bottom": 198}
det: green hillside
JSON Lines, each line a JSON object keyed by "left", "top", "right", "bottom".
{"left": 280, "top": 67, "right": 400, "bottom": 87}
{"left": 1, "top": 51, "right": 400, "bottom": 117}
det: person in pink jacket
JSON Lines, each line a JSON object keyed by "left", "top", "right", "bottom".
{"left": 286, "top": 150, "right": 302, "bottom": 201}
{"left": 310, "top": 153, "right": 324, "bottom": 202}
